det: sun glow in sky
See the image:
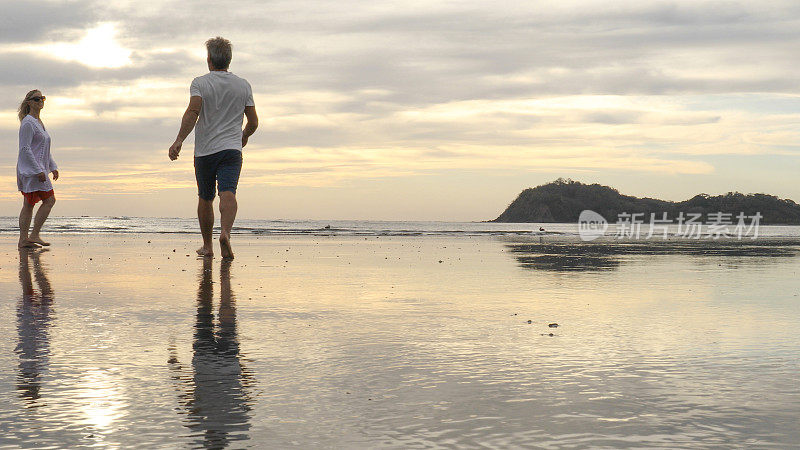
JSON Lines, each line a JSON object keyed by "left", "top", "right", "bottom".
{"left": 2, "top": 1, "right": 800, "bottom": 220}
{"left": 41, "top": 23, "right": 132, "bottom": 69}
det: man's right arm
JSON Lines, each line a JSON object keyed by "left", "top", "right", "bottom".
{"left": 242, "top": 105, "right": 258, "bottom": 148}
{"left": 169, "top": 96, "right": 203, "bottom": 160}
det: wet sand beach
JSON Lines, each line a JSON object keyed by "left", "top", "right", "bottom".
{"left": 0, "top": 233, "right": 799, "bottom": 447}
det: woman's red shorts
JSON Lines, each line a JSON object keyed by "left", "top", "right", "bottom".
{"left": 22, "top": 190, "right": 55, "bottom": 206}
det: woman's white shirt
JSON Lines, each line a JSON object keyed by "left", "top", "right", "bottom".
{"left": 17, "top": 115, "right": 57, "bottom": 193}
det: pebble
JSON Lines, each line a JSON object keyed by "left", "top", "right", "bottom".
{"left": 548, "top": 323, "right": 559, "bottom": 328}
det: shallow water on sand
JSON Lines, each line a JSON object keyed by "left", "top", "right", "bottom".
{"left": 0, "top": 235, "right": 798, "bottom": 448}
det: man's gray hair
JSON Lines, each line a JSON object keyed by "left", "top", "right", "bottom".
{"left": 206, "top": 37, "right": 232, "bottom": 70}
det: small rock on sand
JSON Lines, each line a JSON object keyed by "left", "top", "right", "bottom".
{"left": 548, "top": 323, "right": 559, "bottom": 328}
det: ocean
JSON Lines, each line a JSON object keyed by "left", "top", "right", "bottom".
{"left": 2, "top": 216, "right": 800, "bottom": 239}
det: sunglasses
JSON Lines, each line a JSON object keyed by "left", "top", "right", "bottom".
{"left": 29, "top": 96, "right": 46, "bottom": 102}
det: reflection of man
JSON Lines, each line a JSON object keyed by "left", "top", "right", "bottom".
{"left": 169, "top": 36, "right": 258, "bottom": 260}
{"left": 16, "top": 250, "right": 54, "bottom": 404}
{"left": 170, "top": 259, "right": 251, "bottom": 448}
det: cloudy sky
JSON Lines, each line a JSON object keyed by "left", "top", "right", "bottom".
{"left": 2, "top": 0, "right": 800, "bottom": 220}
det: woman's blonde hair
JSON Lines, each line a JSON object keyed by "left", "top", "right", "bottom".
{"left": 18, "top": 89, "right": 40, "bottom": 122}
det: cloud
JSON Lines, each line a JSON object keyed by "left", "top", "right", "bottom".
{"left": 0, "top": 1, "right": 99, "bottom": 44}
{"left": 3, "top": 0, "right": 800, "bottom": 218}
{"left": 0, "top": 50, "right": 195, "bottom": 94}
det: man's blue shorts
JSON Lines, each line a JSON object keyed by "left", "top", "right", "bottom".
{"left": 194, "top": 149, "right": 242, "bottom": 201}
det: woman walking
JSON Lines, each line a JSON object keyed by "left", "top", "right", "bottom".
{"left": 17, "top": 90, "right": 59, "bottom": 248}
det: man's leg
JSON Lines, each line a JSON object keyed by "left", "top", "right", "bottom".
{"left": 195, "top": 154, "right": 216, "bottom": 257}
{"left": 18, "top": 199, "right": 36, "bottom": 248}
{"left": 216, "top": 150, "right": 242, "bottom": 260}
{"left": 29, "top": 196, "right": 55, "bottom": 246}
{"left": 219, "top": 191, "right": 237, "bottom": 259}
{"left": 197, "top": 197, "right": 215, "bottom": 257}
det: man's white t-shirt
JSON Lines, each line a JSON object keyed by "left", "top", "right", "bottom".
{"left": 190, "top": 71, "right": 255, "bottom": 157}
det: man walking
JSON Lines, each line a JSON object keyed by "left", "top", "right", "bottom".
{"left": 169, "top": 37, "right": 258, "bottom": 259}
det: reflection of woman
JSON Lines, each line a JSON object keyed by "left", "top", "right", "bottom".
{"left": 16, "top": 250, "right": 54, "bottom": 404}
{"left": 17, "top": 90, "right": 59, "bottom": 249}
{"left": 170, "top": 259, "right": 252, "bottom": 448}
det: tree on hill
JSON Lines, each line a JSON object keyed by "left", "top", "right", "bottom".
{"left": 493, "top": 180, "right": 800, "bottom": 224}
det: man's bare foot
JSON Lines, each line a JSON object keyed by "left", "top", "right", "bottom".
{"left": 219, "top": 233, "right": 234, "bottom": 260}
{"left": 196, "top": 246, "right": 214, "bottom": 258}
{"left": 27, "top": 236, "right": 50, "bottom": 246}
{"left": 18, "top": 240, "right": 41, "bottom": 249}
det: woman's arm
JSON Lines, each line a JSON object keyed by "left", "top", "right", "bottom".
{"left": 48, "top": 152, "right": 59, "bottom": 180}
{"left": 18, "top": 121, "right": 44, "bottom": 177}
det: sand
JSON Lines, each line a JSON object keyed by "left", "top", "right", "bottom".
{"left": 0, "top": 233, "right": 798, "bottom": 447}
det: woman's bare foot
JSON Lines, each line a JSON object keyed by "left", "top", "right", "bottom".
{"left": 196, "top": 246, "right": 214, "bottom": 258}
{"left": 27, "top": 236, "right": 50, "bottom": 246}
{"left": 219, "top": 233, "right": 234, "bottom": 260}
{"left": 18, "top": 239, "right": 41, "bottom": 249}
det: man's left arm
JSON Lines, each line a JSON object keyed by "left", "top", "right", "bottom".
{"left": 169, "top": 96, "right": 203, "bottom": 160}
{"left": 242, "top": 105, "right": 258, "bottom": 148}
